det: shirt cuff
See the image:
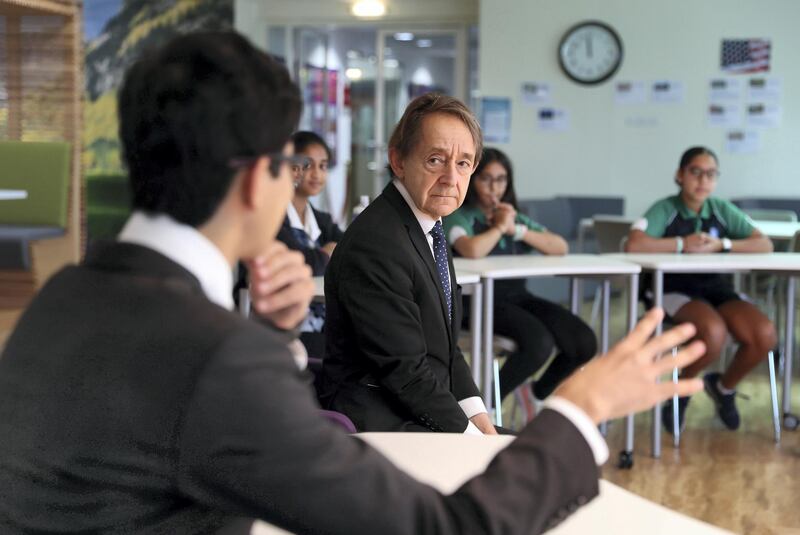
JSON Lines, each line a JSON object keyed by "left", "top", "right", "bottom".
{"left": 631, "top": 218, "right": 648, "bottom": 232}
{"left": 448, "top": 225, "right": 468, "bottom": 244}
{"left": 464, "top": 420, "right": 483, "bottom": 435}
{"left": 543, "top": 396, "right": 609, "bottom": 466}
{"left": 459, "top": 396, "right": 488, "bottom": 419}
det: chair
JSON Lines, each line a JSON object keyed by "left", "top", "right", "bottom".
{"left": 744, "top": 208, "right": 798, "bottom": 223}
{"left": 0, "top": 141, "right": 74, "bottom": 307}
{"left": 459, "top": 330, "right": 516, "bottom": 427}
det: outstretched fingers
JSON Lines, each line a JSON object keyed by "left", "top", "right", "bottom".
{"left": 651, "top": 340, "right": 706, "bottom": 376}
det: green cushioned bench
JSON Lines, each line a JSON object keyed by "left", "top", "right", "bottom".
{"left": 0, "top": 141, "right": 71, "bottom": 270}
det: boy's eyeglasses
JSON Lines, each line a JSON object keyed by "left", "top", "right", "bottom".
{"left": 686, "top": 167, "right": 720, "bottom": 179}
{"left": 228, "top": 153, "right": 309, "bottom": 178}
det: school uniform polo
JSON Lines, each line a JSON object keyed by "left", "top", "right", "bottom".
{"left": 444, "top": 205, "right": 545, "bottom": 298}
{"left": 632, "top": 195, "right": 756, "bottom": 314}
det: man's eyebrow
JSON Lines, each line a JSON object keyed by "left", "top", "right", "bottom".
{"left": 427, "top": 146, "right": 475, "bottom": 160}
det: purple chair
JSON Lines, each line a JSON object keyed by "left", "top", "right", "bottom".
{"left": 320, "top": 409, "right": 357, "bottom": 433}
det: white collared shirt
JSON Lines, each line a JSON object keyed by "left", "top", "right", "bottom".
{"left": 118, "top": 211, "right": 235, "bottom": 311}
{"left": 286, "top": 202, "right": 322, "bottom": 243}
{"left": 393, "top": 179, "right": 487, "bottom": 434}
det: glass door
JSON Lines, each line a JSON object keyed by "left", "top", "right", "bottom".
{"left": 373, "top": 28, "right": 467, "bottom": 196}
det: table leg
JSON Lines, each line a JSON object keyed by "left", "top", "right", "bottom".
{"left": 619, "top": 273, "right": 639, "bottom": 469}
{"left": 652, "top": 270, "right": 664, "bottom": 459}
{"left": 238, "top": 288, "right": 251, "bottom": 318}
{"left": 599, "top": 279, "right": 611, "bottom": 437}
{"left": 782, "top": 276, "right": 797, "bottom": 428}
{"left": 570, "top": 277, "right": 580, "bottom": 315}
{"left": 482, "top": 278, "right": 495, "bottom": 411}
{"left": 470, "top": 282, "right": 483, "bottom": 387}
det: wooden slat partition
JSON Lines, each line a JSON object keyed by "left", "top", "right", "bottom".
{"left": 0, "top": 0, "right": 83, "bottom": 309}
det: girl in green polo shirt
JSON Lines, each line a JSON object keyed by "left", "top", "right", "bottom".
{"left": 626, "top": 146, "right": 775, "bottom": 434}
{"left": 444, "top": 147, "right": 597, "bottom": 409}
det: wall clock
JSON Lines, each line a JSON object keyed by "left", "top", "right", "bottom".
{"left": 558, "top": 21, "right": 623, "bottom": 85}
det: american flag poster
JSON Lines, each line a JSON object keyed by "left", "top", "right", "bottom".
{"left": 721, "top": 39, "right": 771, "bottom": 74}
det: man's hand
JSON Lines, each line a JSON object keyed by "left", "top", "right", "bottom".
{"left": 246, "top": 241, "right": 314, "bottom": 330}
{"left": 469, "top": 412, "right": 498, "bottom": 435}
{"left": 553, "top": 308, "right": 705, "bottom": 424}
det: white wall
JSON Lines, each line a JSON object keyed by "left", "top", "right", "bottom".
{"left": 479, "top": 0, "right": 800, "bottom": 217}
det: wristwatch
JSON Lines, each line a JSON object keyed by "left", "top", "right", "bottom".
{"left": 721, "top": 237, "right": 732, "bottom": 253}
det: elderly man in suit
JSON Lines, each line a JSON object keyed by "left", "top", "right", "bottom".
{"left": 0, "top": 32, "right": 703, "bottom": 535}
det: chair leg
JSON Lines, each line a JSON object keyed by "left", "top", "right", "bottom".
{"left": 493, "top": 359, "right": 503, "bottom": 427}
{"left": 768, "top": 350, "right": 781, "bottom": 443}
{"left": 672, "top": 346, "right": 681, "bottom": 448}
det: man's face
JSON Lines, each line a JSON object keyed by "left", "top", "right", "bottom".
{"left": 392, "top": 113, "right": 476, "bottom": 219}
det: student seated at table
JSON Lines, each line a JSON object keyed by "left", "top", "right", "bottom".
{"left": 444, "top": 147, "right": 597, "bottom": 404}
{"left": 625, "top": 145, "right": 776, "bottom": 433}
{"left": 276, "top": 131, "right": 343, "bottom": 350}
{"left": 277, "top": 130, "right": 343, "bottom": 276}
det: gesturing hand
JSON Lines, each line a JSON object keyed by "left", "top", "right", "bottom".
{"left": 553, "top": 308, "right": 705, "bottom": 424}
{"left": 246, "top": 241, "right": 315, "bottom": 330}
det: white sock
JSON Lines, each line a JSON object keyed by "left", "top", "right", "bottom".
{"left": 716, "top": 378, "right": 736, "bottom": 395}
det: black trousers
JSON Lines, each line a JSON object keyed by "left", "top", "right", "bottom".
{"left": 491, "top": 291, "right": 597, "bottom": 401}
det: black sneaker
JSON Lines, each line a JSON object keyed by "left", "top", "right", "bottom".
{"left": 703, "top": 372, "right": 741, "bottom": 430}
{"left": 661, "top": 395, "right": 691, "bottom": 435}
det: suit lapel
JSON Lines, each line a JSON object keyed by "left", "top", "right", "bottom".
{"left": 383, "top": 184, "right": 454, "bottom": 339}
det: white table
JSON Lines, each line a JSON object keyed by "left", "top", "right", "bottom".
{"left": 453, "top": 255, "right": 641, "bottom": 449}
{"left": 0, "top": 189, "right": 27, "bottom": 200}
{"left": 251, "top": 433, "right": 733, "bottom": 535}
{"left": 610, "top": 253, "right": 800, "bottom": 456}
{"left": 752, "top": 220, "right": 800, "bottom": 243}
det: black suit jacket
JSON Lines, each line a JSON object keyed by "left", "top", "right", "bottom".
{"left": 321, "top": 182, "right": 481, "bottom": 432}
{"left": 276, "top": 206, "right": 344, "bottom": 276}
{"left": 0, "top": 240, "right": 599, "bottom": 534}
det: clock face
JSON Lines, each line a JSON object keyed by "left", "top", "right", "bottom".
{"left": 559, "top": 21, "right": 623, "bottom": 85}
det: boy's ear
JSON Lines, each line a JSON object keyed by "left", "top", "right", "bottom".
{"left": 241, "top": 156, "right": 269, "bottom": 209}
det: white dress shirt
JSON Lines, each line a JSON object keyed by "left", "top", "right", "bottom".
{"left": 286, "top": 202, "right": 322, "bottom": 243}
{"left": 118, "top": 211, "right": 235, "bottom": 311}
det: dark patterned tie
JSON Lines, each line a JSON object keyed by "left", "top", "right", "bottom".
{"left": 430, "top": 221, "right": 452, "bottom": 322}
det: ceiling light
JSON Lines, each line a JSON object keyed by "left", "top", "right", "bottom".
{"left": 351, "top": 0, "right": 386, "bottom": 18}
{"left": 416, "top": 39, "right": 433, "bottom": 48}
{"left": 394, "top": 32, "right": 414, "bottom": 41}
{"left": 346, "top": 50, "right": 360, "bottom": 59}
{"left": 345, "top": 68, "right": 363, "bottom": 80}
{"left": 384, "top": 58, "right": 399, "bottom": 68}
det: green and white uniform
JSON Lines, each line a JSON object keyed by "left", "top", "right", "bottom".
{"left": 632, "top": 195, "right": 756, "bottom": 316}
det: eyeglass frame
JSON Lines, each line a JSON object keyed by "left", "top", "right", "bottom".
{"left": 685, "top": 166, "right": 720, "bottom": 180}
{"left": 473, "top": 173, "right": 509, "bottom": 187}
{"left": 227, "top": 153, "right": 309, "bottom": 178}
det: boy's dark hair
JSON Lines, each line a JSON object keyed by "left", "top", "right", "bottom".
{"left": 291, "top": 130, "right": 332, "bottom": 162}
{"left": 465, "top": 147, "right": 518, "bottom": 209}
{"left": 118, "top": 31, "right": 302, "bottom": 227}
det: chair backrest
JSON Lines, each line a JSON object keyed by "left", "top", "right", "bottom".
{"left": 556, "top": 195, "right": 625, "bottom": 239}
{"left": 517, "top": 198, "right": 573, "bottom": 239}
{"left": 0, "top": 141, "right": 71, "bottom": 227}
{"left": 744, "top": 208, "right": 798, "bottom": 223}
{"left": 593, "top": 216, "right": 634, "bottom": 253}
{"left": 732, "top": 198, "right": 800, "bottom": 220}
{"left": 790, "top": 230, "right": 800, "bottom": 253}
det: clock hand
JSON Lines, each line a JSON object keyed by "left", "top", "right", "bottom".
{"left": 587, "top": 35, "right": 593, "bottom": 58}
